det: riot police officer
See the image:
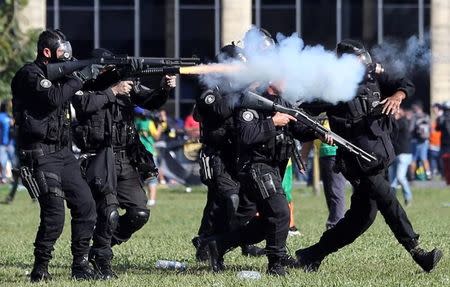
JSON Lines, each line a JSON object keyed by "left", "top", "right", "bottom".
{"left": 193, "top": 44, "right": 264, "bottom": 261}
{"left": 11, "top": 29, "right": 97, "bottom": 282}
{"left": 206, "top": 85, "right": 318, "bottom": 276}
{"left": 72, "top": 48, "right": 176, "bottom": 280}
{"left": 295, "top": 39, "right": 443, "bottom": 273}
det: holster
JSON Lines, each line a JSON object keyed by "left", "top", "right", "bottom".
{"left": 199, "top": 150, "right": 213, "bottom": 185}
{"left": 18, "top": 148, "right": 63, "bottom": 199}
{"left": 128, "top": 141, "right": 158, "bottom": 181}
{"left": 19, "top": 166, "right": 40, "bottom": 199}
{"left": 248, "top": 163, "right": 282, "bottom": 200}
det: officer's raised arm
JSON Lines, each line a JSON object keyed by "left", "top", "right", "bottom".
{"left": 378, "top": 70, "right": 415, "bottom": 115}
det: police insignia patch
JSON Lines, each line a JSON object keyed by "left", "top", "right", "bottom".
{"left": 242, "top": 111, "right": 254, "bottom": 122}
{"left": 75, "top": 90, "right": 84, "bottom": 96}
{"left": 205, "top": 94, "right": 215, "bottom": 104}
{"left": 40, "top": 79, "right": 52, "bottom": 89}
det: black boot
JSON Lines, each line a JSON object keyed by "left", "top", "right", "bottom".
{"left": 89, "top": 252, "right": 117, "bottom": 280}
{"left": 279, "top": 253, "right": 299, "bottom": 268}
{"left": 241, "top": 245, "right": 266, "bottom": 257}
{"left": 295, "top": 248, "right": 322, "bottom": 272}
{"left": 207, "top": 239, "right": 226, "bottom": 272}
{"left": 410, "top": 247, "right": 443, "bottom": 272}
{"left": 192, "top": 236, "right": 210, "bottom": 262}
{"left": 72, "top": 256, "right": 98, "bottom": 280}
{"left": 267, "top": 256, "right": 286, "bottom": 276}
{"left": 30, "top": 261, "right": 51, "bottom": 283}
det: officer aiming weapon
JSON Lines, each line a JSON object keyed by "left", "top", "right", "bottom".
{"left": 46, "top": 54, "right": 201, "bottom": 81}
{"left": 241, "top": 91, "right": 377, "bottom": 163}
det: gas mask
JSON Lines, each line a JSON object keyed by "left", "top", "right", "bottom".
{"left": 49, "top": 40, "right": 73, "bottom": 62}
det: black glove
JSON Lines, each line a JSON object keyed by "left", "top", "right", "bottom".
{"left": 75, "top": 64, "right": 102, "bottom": 82}
{"left": 129, "top": 58, "right": 143, "bottom": 73}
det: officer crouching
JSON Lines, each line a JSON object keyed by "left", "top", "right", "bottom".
{"left": 11, "top": 29, "right": 98, "bottom": 282}
{"left": 206, "top": 83, "right": 324, "bottom": 276}
{"left": 71, "top": 48, "right": 176, "bottom": 280}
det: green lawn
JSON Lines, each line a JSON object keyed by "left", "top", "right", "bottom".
{"left": 0, "top": 183, "right": 449, "bottom": 287}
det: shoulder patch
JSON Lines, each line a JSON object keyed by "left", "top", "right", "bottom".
{"left": 204, "top": 94, "right": 215, "bottom": 104}
{"left": 242, "top": 111, "right": 255, "bottom": 122}
{"left": 75, "top": 90, "right": 84, "bottom": 96}
{"left": 40, "top": 79, "right": 52, "bottom": 89}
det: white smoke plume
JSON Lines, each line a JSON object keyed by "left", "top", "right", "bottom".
{"left": 371, "top": 35, "right": 431, "bottom": 78}
{"left": 199, "top": 27, "right": 366, "bottom": 105}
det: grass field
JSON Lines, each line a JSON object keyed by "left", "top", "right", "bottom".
{"left": 0, "top": 182, "right": 449, "bottom": 287}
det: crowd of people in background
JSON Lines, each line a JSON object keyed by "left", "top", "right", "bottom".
{"left": 1, "top": 98, "right": 449, "bottom": 207}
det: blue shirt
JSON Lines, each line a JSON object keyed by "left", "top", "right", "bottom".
{"left": 0, "top": 112, "right": 11, "bottom": 145}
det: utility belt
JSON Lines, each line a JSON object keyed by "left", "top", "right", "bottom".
{"left": 18, "top": 146, "right": 65, "bottom": 199}
{"left": 113, "top": 149, "right": 128, "bottom": 161}
{"left": 25, "top": 141, "right": 64, "bottom": 152}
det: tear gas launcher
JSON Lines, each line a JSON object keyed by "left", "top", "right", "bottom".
{"left": 240, "top": 91, "right": 377, "bottom": 163}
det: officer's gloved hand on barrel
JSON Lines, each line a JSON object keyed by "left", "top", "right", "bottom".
{"left": 75, "top": 64, "right": 102, "bottom": 83}
{"left": 129, "top": 58, "right": 143, "bottom": 73}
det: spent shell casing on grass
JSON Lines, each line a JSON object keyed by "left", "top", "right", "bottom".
{"left": 237, "top": 271, "right": 261, "bottom": 280}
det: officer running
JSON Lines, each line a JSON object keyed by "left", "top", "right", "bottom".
{"left": 295, "top": 39, "right": 443, "bottom": 273}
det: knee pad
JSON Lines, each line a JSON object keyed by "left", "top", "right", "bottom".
{"left": 106, "top": 206, "right": 119, "bottom": 232}
{"left": 125, "top": 208, "right": 150, "bottom": 233}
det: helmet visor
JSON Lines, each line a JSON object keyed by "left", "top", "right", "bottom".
{"left": 57, "top": 41, "right": 73, "bottom": 61}
{"left": 358, "top": 51, "right": 372, "bottom": 65}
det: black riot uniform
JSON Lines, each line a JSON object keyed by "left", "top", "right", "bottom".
{"left": 295, "top": 39, "right": 443, "bottom": 273}
{"left": 193, "top": 44, "right": 264, "bottom": 261}
{"left": 72, "top": 65, "right": 169, "bottom": 279}
{"left": 206, "top": 90, "right": 315, "bottom": 276}
{"left": 196, "top": 87, "right": 244, "bottom": 234}
{"left": 194, "top": 85, "right": 263, "bottom": 260}
{"left": 11, "top": 30, "right": 97, "bottom": 282}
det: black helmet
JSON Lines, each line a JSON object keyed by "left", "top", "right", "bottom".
{"left": 216, "top": 44, "right": 247, "bottom": 63}
{"left": 243, "top": 27, "right": 275, "bottom": 52}
{"left": 91, "top": 48, "right": 114, "bottom": 59}
{"left": 37, "top": 29, "right": 73, "bottom": 62}
{"left": 336, "top": 39, "right": 372, "bottom": 64}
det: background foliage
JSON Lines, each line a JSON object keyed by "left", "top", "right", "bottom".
{"left": 0, "top": 0, "right": 39, "bottom": 100}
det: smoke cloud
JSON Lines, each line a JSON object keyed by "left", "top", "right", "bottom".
{"left": 199, "top": 27, "right": 366, "bottom": 105}
{"left": 371, "top": 35, "right": 431, "bottom": 78}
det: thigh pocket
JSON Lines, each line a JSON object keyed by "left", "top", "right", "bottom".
{"left": 34, "top": 169, "right": 63, "bottom": 197}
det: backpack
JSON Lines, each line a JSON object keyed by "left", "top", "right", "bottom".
{"left": 414, "top": 115, "right": 430, "bottom": 141}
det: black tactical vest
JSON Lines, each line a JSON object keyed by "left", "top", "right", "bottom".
{"left": 328, "top": 79, "right": 396, "bottom": 174}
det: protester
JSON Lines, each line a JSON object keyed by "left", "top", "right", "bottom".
{"left": 410, "top": 102, "right": 432, "bottom": 180}
{"left": 429, "top": 103, "right": 443, "bottom": 177}
{"left": 135, "top": 108, "right": 168, "bottom": 207}
{"left": 390, "top": 108, "right": 414, "bottom": 206}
